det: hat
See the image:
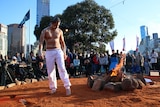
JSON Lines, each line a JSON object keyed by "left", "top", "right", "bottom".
{"left": 12, "top": 56, "right": 17, "bottom": 60}
{"left": 50, "top": 16, "right": 61, "bottom": 23}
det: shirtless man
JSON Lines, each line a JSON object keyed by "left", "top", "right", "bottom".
{"left": 39, "top": 16, "right": 71, "bottom": 96}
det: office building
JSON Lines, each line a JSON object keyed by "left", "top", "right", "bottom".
{"left": 152, "top": 33, "right": 159, "bottom": 48}
{"left": 0, "top": 24, "right": 8, "bottom": 56}
{"left": 8, "top": 24, "right": 26, "bottom": 56}
{"left": 36, "top": 0, "right": 50, "bottom": 26}
{"left": 153, "top": 33, "right": 158, "bottom": 39}
{"left": 140, "top": 25, "right": 148, "bottom": 40}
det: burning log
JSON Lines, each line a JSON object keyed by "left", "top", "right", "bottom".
{"left": 104, "top": 54, "right": 126, "bottom": 83}
{"left": 87, "top": 54, "right": 147, "bottom": 92}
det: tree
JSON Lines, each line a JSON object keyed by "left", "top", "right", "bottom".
{"left": 61, "top": 0, "right": 117, "bottom": 52}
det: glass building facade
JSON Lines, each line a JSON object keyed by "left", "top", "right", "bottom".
{"left": 36, "top": 0, "right": 50, "bottom": 26}
{"left": 140, "top": 25, "right": 148, "bottom": 40}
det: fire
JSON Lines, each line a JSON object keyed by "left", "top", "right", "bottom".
{"left": 110, "top": 54, "right": 125, "bottom": 76}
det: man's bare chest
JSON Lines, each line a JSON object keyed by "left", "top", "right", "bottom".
{"left": 45, "top": 30, "right": 60, "bottom": 40}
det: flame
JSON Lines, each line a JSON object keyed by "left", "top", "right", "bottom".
{"left": 110, "top": 54, "right": 125, "bottom": 76}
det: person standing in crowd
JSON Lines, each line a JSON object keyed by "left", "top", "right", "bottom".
{"left": 65, "top": 53, "right": 71, "bottom": 74}
{"left": 91, "top": 53, "right": 100, "bottom": 74}
{"left": 15, "top": 53, "right": 22, "bottom": 62}
{"left": 99, "top": 53, "right": 108, "bottom": 74}
{"left": 150, "top": 49, "right": 158, "bottom": 70}
{"left": 38, "top": 16, "right": 71, "bottom": 96}
{"left": 131, "top": 54, "right": 139, "bottom": 73}
{"left": 135, "top": 52, "right": 144, "bottom": 74}
{"left": 27, "top": 51, "right": 37, "bottom": 78}
{"left": 84, "top": 55, "right": 92, "bottom": 77}
{"left": 144, "top": 52, "right": 151, "bottom": 75}
{"left": 66, "top": 48, "right": 73, "bottom": 63}
{"left": 73, "top": 55, "right": 80, "bottom": 76}
{"left": 125, "top": 53, "right": 132, "bottom": 73}
{"left": 105, "top": 51, "right": 110, "bottom": 73}
{"left": 20, "top": 52, "right": 26, "bottom": 62}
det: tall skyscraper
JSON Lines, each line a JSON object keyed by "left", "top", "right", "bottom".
{"left": 140, "top": 25, "right": 148, "bottom": 40}
{"left": 8, "top": 24, "right": 26, "bottom": 56}
{"left": 36, "top": 0, "right": 50, "bottom": 26}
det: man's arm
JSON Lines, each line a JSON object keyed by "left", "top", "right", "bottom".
{"left": 59, "top": 29, "right": 67, "bottom": 59}
{"left": 39, "top": 30, "right": 45, "bottom": 56}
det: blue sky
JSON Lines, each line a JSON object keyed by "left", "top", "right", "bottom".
{"left": 0, "top": 0, "right": 160, "bottom": 53}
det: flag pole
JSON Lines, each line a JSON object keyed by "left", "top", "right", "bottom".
{"left": 29, "top": 15, "right": 31, "bottom": 53}
{"left": 18, "top": 9, "right": 30, "bottom": 56}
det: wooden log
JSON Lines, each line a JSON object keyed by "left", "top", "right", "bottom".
{"left": 136, "top": 74, "right": 146, "bottom": 85}
{"left": 104, "top": 82, "right": 115, "bottom": 91}
{"left": 121, "top": 78, "right": 139, "bottom": 91}
{"left": 87, "top": 75, "right": 94, "bottom": 88}
{"left": 92, "top": 78, "right": 105, "bottom": 91}
{"left": 136, "top": 79, "right": 145, "bottom": 89}
{"left": 104, "top": 82, "right": 122, "bottom": 92}
{"left": 114, "top": 82, "right": 122, "bottom": 92}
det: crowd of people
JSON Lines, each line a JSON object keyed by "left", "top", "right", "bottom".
{"left": 65, "top": 49, "right": 122, "bottom": 78}
{"left": 0, "top": 51, "right": 48, "bottom": 86}
{"left": 125, "top": 49, "right": 159, "bottom": 75}
{"left": 65, "top": 49, "right": 160, "bottom": 78}
{"left": 0, "top": 48, "right": 159, "bottom": 86}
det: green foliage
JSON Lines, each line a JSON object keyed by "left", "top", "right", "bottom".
{"left": 61, "top": 0, "right": 117, "bottom": 52}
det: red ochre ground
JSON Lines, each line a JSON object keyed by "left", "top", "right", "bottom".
{"left": 0, "top": 76, "right": 160, "bottom": 107}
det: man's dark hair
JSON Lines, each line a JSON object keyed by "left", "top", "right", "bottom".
{"left": 50, "top": 16, "right": 61, "bottom": 23}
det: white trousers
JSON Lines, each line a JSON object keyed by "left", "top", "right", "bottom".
{"left": 45, "top": 49, "right": 71, "bottom": 91}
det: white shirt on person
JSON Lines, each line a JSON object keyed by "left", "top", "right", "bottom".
{"left": 150, "top": 52, "right": 158, "bottom": 63}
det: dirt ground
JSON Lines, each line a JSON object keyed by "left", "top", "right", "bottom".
{"left": 0, "top": 76, "right": 160, "bottom": 107}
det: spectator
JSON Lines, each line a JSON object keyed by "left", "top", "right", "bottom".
{"left": 27, "top": 51, "right": 37, "bottom": 78}
{"left": 99, "top": 53, "right": 108, "bottom": 74}
{"left": 150, "top": 49, "right": 158, "bottom": 70}
{"left": 135, "top": 52, "right": 144, "bottom": 74}
{"left": 91, "top": 53, "right": 100, "bottom": 74}
{"left": 73, "top": 55, "right": 80, "bottom": 76}
{"left": 125, "top": 53, "right": 132, "bottom": 73}
{"left": 37, "top": 62, "right": 48, "bottom": 80}
{"left": 84, "top": 58, "right": 92, "bottom": 77}
{"left": 65, "top": 55, "right": 71, "bottom": 73}
{"left": 15, "top": 53, "right": 22, "bottom": 62}
{"left": 20, "top": 52, "right": 26, "bottom": 62}
{"left": 144, "top": 52, "right": 151, "bottom": 75}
